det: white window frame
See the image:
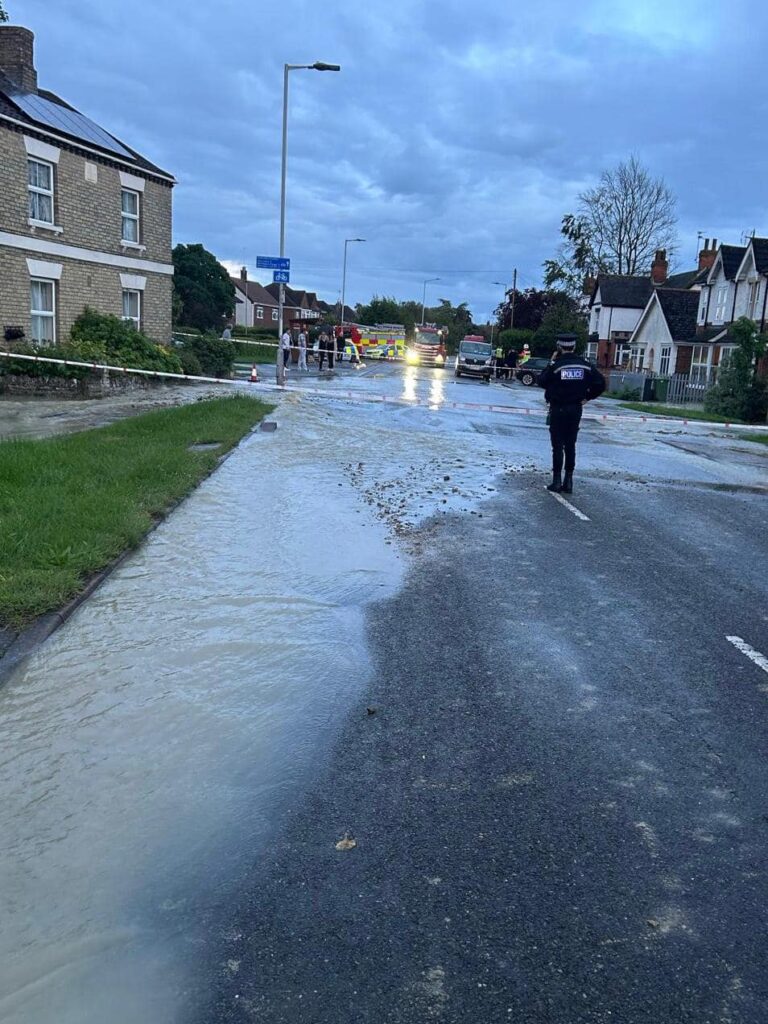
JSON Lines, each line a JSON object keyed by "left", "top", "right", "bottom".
{"left": 271, "top": 308, "right": 279, "bottom": 322}
{"left": 714, "top": 285, "right": 728, "bottom": 323}
{"left": 28, "top": 158, "right": 55, "bottom": 226}
{"left": 630, "top": 344, "right": 647, "bottom": 371}
{"left": 698, "top": 289, "right": 707, "bottom": 324}
{"left": 122, "top": 288, "right": 141, "bottom": 329}
{"left": 256, "top": 306, "right": 264, "bottom": 320}
{"left": 586, "top": 341, "right": 598, "bottom": 361}
{"left": 718, "top": 345, "right": 736, "bottom": 368}
{"left": 30, "top": 277, "right": 56, "bottom": 345}
{"left": 121, "top": 189, "right": 140, "bottom": 244}
{"left": 614, "top": 343, "right": 630, "bottom": 366}
{"left": 659, "top": 345, "right": 671, "bottom": 376}
{"left": 690, "top": 343, "right": 712, "bottom": 385}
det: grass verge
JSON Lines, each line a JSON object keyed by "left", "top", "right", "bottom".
{"left": 747, "top": 434, "right": 768, "bottom": 445}
{"left": 618, "top": 402, "right": 747, "bottom": 424}
{"left": 233, "top": 341, "right": 279, "bottom": 363}
{"left": 0, "top": 395, "right": 272, "bottom": 629}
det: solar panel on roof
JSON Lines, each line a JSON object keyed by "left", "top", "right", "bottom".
{"left": 8, "top": 89, "right": 135, "bottom": 161}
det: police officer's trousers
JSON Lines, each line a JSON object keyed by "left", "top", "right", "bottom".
{"left": 549, "top": 401, "right": 583, "bottom": 476}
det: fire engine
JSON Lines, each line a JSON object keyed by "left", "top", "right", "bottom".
{"left": 405, "top": 325, "right": 447, "bottom": 368}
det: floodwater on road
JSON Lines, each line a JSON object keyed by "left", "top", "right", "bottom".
{"left": 1, "top": 364, "right": 765, "bottom": 1023}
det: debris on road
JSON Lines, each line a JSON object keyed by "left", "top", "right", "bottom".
{"left": 335, "top": 833, "right": 357, "bottom": 851}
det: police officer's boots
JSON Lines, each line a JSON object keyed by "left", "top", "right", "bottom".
{"left": 561, "top": 472, "right": 573, "bottom": 494}
{"left": 547, "top": 471, "right": 562, "bottom": 493}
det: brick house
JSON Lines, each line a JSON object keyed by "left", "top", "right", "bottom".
{"left": 231, "top": 268, "right": 279, "bottom": 329}
{"left": 0, "top": 25, "right": 175, "bottom": 347}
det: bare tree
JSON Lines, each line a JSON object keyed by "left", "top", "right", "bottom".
{"left": 545, "top": 157, "right": 677, "bottom": 293}
{"left": 0, "top": 3, "right": 8, "bottom": 23}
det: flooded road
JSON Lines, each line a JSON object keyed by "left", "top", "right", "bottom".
{"left": 1, "top": 364, "right": 766, "bottom": 1022}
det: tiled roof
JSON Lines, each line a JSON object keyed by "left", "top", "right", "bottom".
{"left": 663, "top": 269, "right": 703, "bottom": 289}
{"left": 0, "top": 71, "right": 173, "bottom": 179}
{"left": 656, "top": 289, "right": 700, "bottom": 341}
{"left": 232, "top": 278, "right": 276, "bottom": 306}
{"left": 594, "top": 274, "right": 653, "bottom": 309}
{"left": 720, "top": 244, "right": 747, "bottom": 280}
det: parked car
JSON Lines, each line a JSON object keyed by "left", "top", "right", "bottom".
{"left": 516, "top": 357, "right": 550, "bottom": 386}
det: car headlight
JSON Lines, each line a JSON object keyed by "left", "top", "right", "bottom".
{"left": 406, "top": 350, "right": 418, "bottom": 365}
{"left": 484, "top": 358, "right": 492, "bottom": 366}
{"left": 436, "top": 353, "right": 444, "bottom": 363}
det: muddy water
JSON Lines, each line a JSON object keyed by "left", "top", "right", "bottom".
{"left": 0, "top": 378, "right": 518, "bottom": 1024}
{"left": 0, "top": 397, "right": 407, "bottom": 1023}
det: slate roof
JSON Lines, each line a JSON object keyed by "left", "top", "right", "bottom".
{"left": 664, "top": 268, "right": 706, "bottom": 289}
{"left": 656, "top": 289, "right": 700, "bottom": 341}
{"left": 593, "top": 274, "right": 654, "bottom": 309}
{"left": 750, "top": 237, "right": 768, "bottom": 274}
{"left": 693, "top": 326, "right": 729, "bottom": 343}
{"left": 719, "top": 244, "right": 747, "bottom": 281}
{"left": 232, "top": 278, "right": 276, "bottom": 306}
{"left": 0, "top": 71, "right": 173, "bottom": 179}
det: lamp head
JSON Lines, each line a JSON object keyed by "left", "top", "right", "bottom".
{"left": 312, "top": 62, "right": 341, "bottom": 71}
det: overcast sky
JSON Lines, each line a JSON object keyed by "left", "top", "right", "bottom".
{"left": 17, "top": 0, "right": 768, "bottom": 320}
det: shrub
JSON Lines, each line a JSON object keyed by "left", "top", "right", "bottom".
{"left": 70, "top": 307, "right": 182, "bottom": 373}
{"left": 178, "top": 348, "right": 203, "bottom": 377}
{"left": 704, "top": 318, "right": 768, "bottom": 423}
{"left": 178, "top": 332, "right": 235, "bottom": 378}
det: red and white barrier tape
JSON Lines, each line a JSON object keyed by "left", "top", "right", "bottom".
{"left": 1, "top": 351, "right": 764, "bottom": 432}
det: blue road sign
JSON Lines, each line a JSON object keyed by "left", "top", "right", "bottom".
{"left": 273, "top": 270, "right": 290, "bottom": 283}
{"left": 256, "top": 256, "right": 290, "bottom": 271}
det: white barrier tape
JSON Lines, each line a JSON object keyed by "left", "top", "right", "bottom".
{"left": 1, "top": 351, "right": 766, "bottom": 432}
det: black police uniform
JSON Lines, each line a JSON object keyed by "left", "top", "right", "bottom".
{"left": 537, "top": 351, "right": 605, "bottom": 492}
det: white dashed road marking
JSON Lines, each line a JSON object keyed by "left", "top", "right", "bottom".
{"left": 726, "top": 636, "right": 768, "bottom": 675}
{"left": 549, "top": 491, "right": 591, "bottom": 521}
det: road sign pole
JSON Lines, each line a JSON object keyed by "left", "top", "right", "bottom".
{"left": 277, "top": 64, "right": 289, "bottom": 385}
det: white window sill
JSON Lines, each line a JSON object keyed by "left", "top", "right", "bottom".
{"left": 120, "top": 240, "right": 146, "bottom": 253}
{"left": 29, "top": 220, "right": 64, "bottom": 234}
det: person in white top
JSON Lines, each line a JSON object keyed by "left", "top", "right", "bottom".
{"left": 280, "top": 330, "right": 292, "bottom": 372}
{"left": 297, "top": 329, "right": 308, "bottom": 372}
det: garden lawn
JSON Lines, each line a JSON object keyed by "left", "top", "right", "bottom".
{"left": 0, "top": 395, "right": 272, "bottom": 628}
{"left": 619, "top": 402, "right": 747, "bottom": 424}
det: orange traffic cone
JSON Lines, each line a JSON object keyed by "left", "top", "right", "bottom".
{"left": 249, "top": 363, "right": 259, "bottom": 383}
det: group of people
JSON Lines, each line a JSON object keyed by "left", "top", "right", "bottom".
{"left": 492, "top": 342, "right": 533, "bottom": 378}
{"left": 280, "top": 326, "right": 360, "bottom": 373}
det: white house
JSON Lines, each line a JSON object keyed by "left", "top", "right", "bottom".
{"left": 732, "top": 237, "right": 768, "bottom": 326}
{"left": 231, "top": 270, "right": 279, "bottom": 328}
{"left": 627, "top": 289, "right": 701, "bottom": 376}
{"left": 695, "top": 244, "right": 747, "bottom": 330}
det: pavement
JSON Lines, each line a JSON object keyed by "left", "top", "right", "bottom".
{"left": 1, "top": 361, "right": 768, "bottom": 1023}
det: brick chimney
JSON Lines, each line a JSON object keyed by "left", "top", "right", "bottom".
{"left": 651, "top": 249, "right": 668, "bottom": 284}
{"left": 698, "top": 237, "right": 717, "bottom": 273}
{"left": 582, "top": 273, "right": 597, "bottom": 297}
{"left": 0, "top": 26, "right": 38, "bottom": 93}
{"left": 240, "top": 266, "right": 248, "bottom": 282}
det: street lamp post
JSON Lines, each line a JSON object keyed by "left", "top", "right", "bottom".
{"left": 278, "top": 60, "right": 340, "bottom": 383}
{"left": 421, "top": 277, "right": 440, "bottom": 325}
{"left": 341, "top": 238, "right": 365, "bottom": 331}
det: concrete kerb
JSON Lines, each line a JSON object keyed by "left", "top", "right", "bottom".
{"left": 0, "top": 414, "right": 274, "bottom": 690}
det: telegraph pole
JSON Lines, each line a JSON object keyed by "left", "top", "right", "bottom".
{"left": 509, "top": 268, "right": 517, "bottom": 329}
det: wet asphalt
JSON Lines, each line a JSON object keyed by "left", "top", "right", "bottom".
{"left": 202, "top": 466, "right": 768, "bottom": 1022}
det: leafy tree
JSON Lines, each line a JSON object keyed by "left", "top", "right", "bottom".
{"left": 495, "top": 288, "right": 574, "bottom": 331}
{"left": 0, "top": 3, "right": 8, "bottom": 23}
{"left": 544, "top": 157, "right": 677, "bottom": 294}
{"left": 355, "top": 296, "right": 404, "bottom": 327}
{"left": 532, "top": 303, "right": 588, "bottom": 357}
{"left": 498, "top": 328, "right": 535, "bottom": 350}
{"left": 172, "top": 244, "right": 235, "bottom": 332}
{"left": 704, "top": 317, "right": 767, "bottom": 422}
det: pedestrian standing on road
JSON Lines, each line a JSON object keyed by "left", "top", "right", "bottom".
{"left": 318, "top": 330, "right": 330, "bottom": 371}
{"left": 280, "top": 329, "right": 292, "bottom": 373}
{"left": 297, "top": 329, "right": 308, "bottom": 372}
{"left": 494, "top": 344, "right": 503, "bottom": 378}
{"left": 335, "top": 327, "right": 344, "bottom": 364}
{"left": 504, "top": 349, "right": 518, "bottom": 379}
{"left": 537, "top": 333, "right": 606, "bottom": 494}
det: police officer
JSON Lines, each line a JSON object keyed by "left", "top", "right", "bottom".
{"left": 537, "top": 333, "right": 606, "bottom": 494}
